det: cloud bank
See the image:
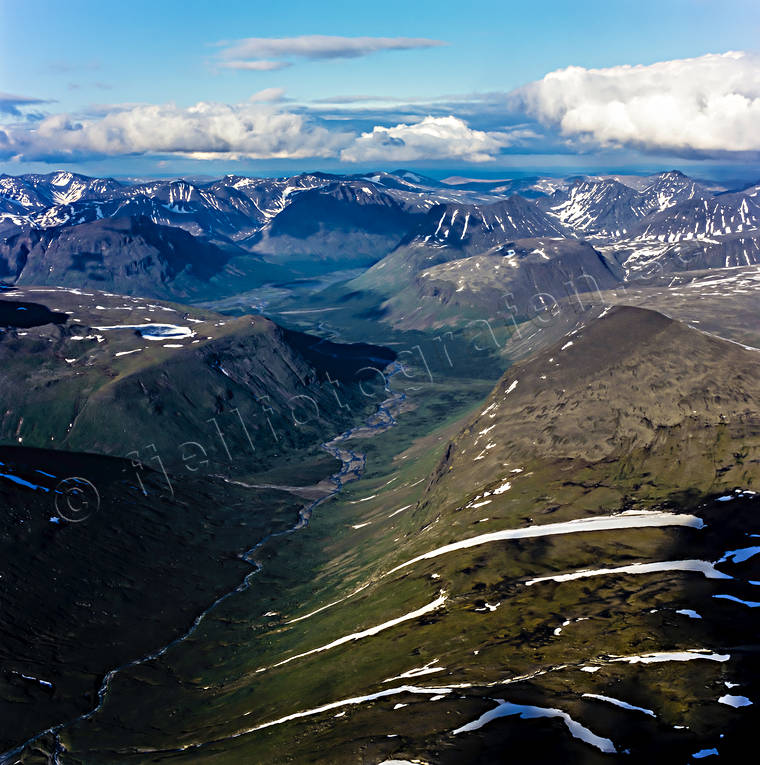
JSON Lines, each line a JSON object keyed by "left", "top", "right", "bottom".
{"left": 0, "top": 104, "right": 515, "bottom": 164}
{"left": 516, "top": 51, "right": 760, "bottom": 155}
{"left": 0, "top": 101, "right": 350, "bottom": 162}
{"left": 3, "top": 51, "right": 760, "bottom": 166}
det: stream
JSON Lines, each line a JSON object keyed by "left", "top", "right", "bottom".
{"left": 0, "top": 362, "right": 406, "bottom": 765}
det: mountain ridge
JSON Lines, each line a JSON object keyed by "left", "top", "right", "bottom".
{"left": 422, "top": 304, "right": 760, "bottom": 514}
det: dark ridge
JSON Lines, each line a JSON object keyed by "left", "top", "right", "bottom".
{"left": 0, "top": 299, "right": 68, "bottom": 328}
{"left": 0, "top": 444, "right": 137, "bottom": 488}
{"left": 281, "top": 327, "right": 396, "bottom": 382}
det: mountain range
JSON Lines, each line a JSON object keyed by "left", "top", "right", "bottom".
{"left": 3, "top": 168, "right": 759, "bottom": 337}
{"left": 2, "top": 165, "right": 760, "bottom": 764}
{"left": 5, "top": 303, "right": 756, "bottom": 763}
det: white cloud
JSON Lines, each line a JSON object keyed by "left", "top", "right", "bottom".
{"left": 516, "top": 51, "right": 760, "bottom": 154}
{"left": 218, "top": 34, "right": 445, "bottom": 61}
{"left": 248, "top": 88, "right": 287, "bottom": 103}
{"left": 6, "top": 51, "right": 759, "bottom": 166}
{"left": 2, "top": 103, "right": 520, "bottom": 166}
{"left": 218, "top": 60, "right": 292, "bottom": 72}
{"left": 341, "top": 115, "right": 526, "bottom": 163}
{"left": 0, "top": 100, "right": 351, "bottom": 162}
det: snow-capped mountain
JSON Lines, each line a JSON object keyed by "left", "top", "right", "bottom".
{"left": 349, "top": 197, "right": 572, "bottom": 301}
{"left": 539, "top": 171, "right": 714, "bottom": 238}
{"left": 2, "top": 168, "right": 760, "bottom": 304}
{"left": 539, "top": 178, "right": 652, "bottom": 236}
{"left": 633, "top": 192, "right": 760, "bottom": 241}
{"left": 208, "top": 172, "right": 333, "bottom": 222}
{"left": 638, "top": 170, "right": 709, "bottom": 212}
{"left": 596, "top": 190, "right": 760, "bottom": 278}
{"left": 0, "top": 171, "right": 124, "bottom": 211}
{"left": 242, "top": 180, "right": 432, "bottom": 267}
{"left": 413, "top": 196, "right": 567, "bottom": 250}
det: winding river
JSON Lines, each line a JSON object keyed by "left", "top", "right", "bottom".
{"left": 0, "top": 362, "right": 406, "bottom": 764}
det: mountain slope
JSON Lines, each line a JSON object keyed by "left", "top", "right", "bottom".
{"left": 244, "top": 180, "right": 429, "bottom": 271}
{"left": 539, "top": 178, "right": 652, "bottom": 237}
{"left": 539, "top": 172, "right": 713, "bottom": 240}
{"left": 0, "top": 445, "right": 306, "bottom": 754}
{"left": 0, "top": 217, "right": 288, "bottom": 300}
{"left": 348, "top": 196, "right": 570, "bottom": 299}
{"left": 415, "top": 195, "right": 568, "bottom": 249}
{"left": 631, "top": 192, "right": 760, "bottom": 242}
{"left": 371, "top": 237, "right": 621, "bottom": 329}
{"left": 0, "top": 286, "right": 394, "bottom": 474}
{"left": 423, "top": 305, "right": 760, "bottom": 513}
{"left": 598, "top": 191, "right": 760, "bottom": 279}
{"left": 639, "top": 170, "right": 710, "bottom": 212}
{"left": 39, "top": 306, "right": 760, "bottom": 764}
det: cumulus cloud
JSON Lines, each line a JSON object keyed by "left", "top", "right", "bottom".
{"left": 2, "top": 100, "right": 528, "bottom": 165}
{"left": 215, "top": 35, "right": 445, "bottom": 70}
{"left": 341, "top": 115, "right": 530, "bottom": 163}
{"left": 0, "top": 100, "right": 351, "bottom": 162}
{"left": 515, "top": 51, "right": 760, "bottom": 155}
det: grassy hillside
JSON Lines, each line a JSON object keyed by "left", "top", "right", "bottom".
{"left": 0, "top": 286, "right": 394, "bottom": 476}
{"left": 21, "top": 307, "right": 759, "bottom": 764}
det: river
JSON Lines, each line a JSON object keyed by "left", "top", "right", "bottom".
{"left": 0, "top": 362, "right": 406, "bottom": 764}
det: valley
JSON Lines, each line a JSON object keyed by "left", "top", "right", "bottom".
{"left": 14, "top": 306, "right": 758, "bottom": 764}
{"left": 2, "top": 167, "right": 760, "bottom": 764}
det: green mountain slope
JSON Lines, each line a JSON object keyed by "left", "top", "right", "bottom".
{"left": 25, "top": 306, "right": 760, "bottom": 764}
{"left": 0, "top": 286, "right": 394, "bottom": 476}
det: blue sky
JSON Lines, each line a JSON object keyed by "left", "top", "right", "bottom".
{"left": 2, "top": 0, "right": 760, "bottom": 178}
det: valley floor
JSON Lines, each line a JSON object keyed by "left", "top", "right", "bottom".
{"left": 9, "top": 368, "right": 759, "bottom": 764}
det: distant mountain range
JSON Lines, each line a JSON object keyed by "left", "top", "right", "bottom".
{"left": 1, "top": 168, "right": 759, "bottom": 322}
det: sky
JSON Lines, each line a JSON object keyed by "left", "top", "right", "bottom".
{"left": 2, "top": 0, "right": 760, "bottom": 179}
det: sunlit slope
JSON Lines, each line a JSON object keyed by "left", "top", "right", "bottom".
{"left": 46, "top": 307, "right": 760, "bottom": 764}
{"left": 423, "top": 304, "right": 760, "bottom": 514}
{"left": 344, "top": 234, "right": 621, "bottom": 332}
